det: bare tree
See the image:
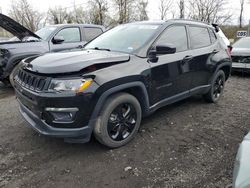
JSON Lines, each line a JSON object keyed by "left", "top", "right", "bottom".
{"left": 113, "top": 0, "right": 135, "bottom": 24}
{"left": 187, "top": 0, "right": 232, "bottom": 24}
{"left": 137, "top": 0, "right": 149, "bottom": 21}
{"left": 9, "top": 0, "right": 43, "bottom": 31}
{"left": 158, "top": 0, "right": 172, "bottom": 20}
{"left": 239, "top": 0, "right": 244, "bottom": 28}
{"left": 88, "top": 0, "right": 108, "bottom": 25}
{"left": 47, "top": 6, "right": 69, "bottom": 24}
{"left": 178, "top": 0, "right": 185, "bottom": 19}
{"left": 70, "top": 6, "right": 87, "bottom": 24}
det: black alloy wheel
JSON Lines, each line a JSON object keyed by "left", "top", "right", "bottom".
{"left": 107, "top": 103, "right": 137, "bottom": 141}
{"left": 212, "top": 74, "right": 225, "bottom": 100}
{"left": 94, "top": 93, "right": 142, "bottom": 148}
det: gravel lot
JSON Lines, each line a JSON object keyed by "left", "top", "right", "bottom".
{"left": 0, "top": 75, "right": 250, "bottom": 188}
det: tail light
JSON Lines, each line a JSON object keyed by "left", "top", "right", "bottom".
{"left": 227, "top": 45, "right": 232, "bottom": 57}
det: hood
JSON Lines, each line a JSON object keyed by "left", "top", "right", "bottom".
{"left": 25, "top": 50, "right": 130, "bottom": 74}
{"left": 0, "top": 13, "right": 41, "bottom": 40}
{"left": 231, "top": 47, "right": 250, "bottom": 57}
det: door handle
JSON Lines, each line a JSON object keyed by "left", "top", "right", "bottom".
{"left": 183, "top": 55, "right": 193, "bottom": 61}
{"left": 181, "top": 55, "right": 193, "bottom": 65}
{"left": 212, "top": 49, "right": 219, "bottom": 53}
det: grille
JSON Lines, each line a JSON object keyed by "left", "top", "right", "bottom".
{"left": 231, "top": 56, "right": 250, "bottom": 63}
{"left": 16, "top": 69, "right": 48, "bottom": 91}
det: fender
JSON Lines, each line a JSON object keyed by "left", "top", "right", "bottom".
{"left": 4, "top": 52, "right": 41, "bottom": 77}
{"left": 208, "top": 61, "right": 232, "bottom": 84}
{"left": 87, "top": 81, "right": 150, "bottom": 129}
{"left": 6, "top": 52, "right": 40, "bottom": 70}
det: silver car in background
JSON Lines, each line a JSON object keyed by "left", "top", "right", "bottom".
{"left": 231, "top": 37, "right": 250, "bottom": 73}
{"left": 233, "top": 132, "right": 250, "bottom": 188}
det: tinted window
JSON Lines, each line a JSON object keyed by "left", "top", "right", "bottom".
{"left": 208, "top": 29, "right": 217, "bottom": 43}
{"left": 189, "top": 27, "right": 211, "bottom": 49}
{"left": 84, "top": 28, "right": 103, "bottom": 42}
{"left": 156, "top": 26, "right": 188, "bottom": 52}
{"left": 55, "top": 27, "right": 81, "bottom": 42}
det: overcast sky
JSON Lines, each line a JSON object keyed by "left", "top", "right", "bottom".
{"left": 0, "top": 0, "right": 249, "bottom": 24}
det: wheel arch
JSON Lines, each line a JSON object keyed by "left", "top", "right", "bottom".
{"left": 219, "top": 65, "right": 231, "bottom": 81}
{"left": 88, "top": 81, "right": 150, "bottom": 129}
{"left": 212, "top": 61, "right": 231, "bottom": 82}
{"left": 5, "top": 53, "right": 41, "bottom": 76}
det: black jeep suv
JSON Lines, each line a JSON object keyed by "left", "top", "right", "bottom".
{"left": 12, "top": 20, "right": 232, "bottom": 148}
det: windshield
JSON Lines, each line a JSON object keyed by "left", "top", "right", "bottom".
{"left": 35, "top": 26, "right": 57, "bottom": 40}
{"left": 233, "top": 37, "right": 250, "bottom": 48}
{"left": 85, "top": 24, "right": 160, "bottom": 54}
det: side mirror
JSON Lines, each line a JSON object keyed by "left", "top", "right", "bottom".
{"left": 148, "top": 44, "right": 176, "bottom": 63}
{"left": 155, "top": 44, "right": 176, "bottom": 55}
{"left": 52, "top": 36, "right": 65, "bottom": 44}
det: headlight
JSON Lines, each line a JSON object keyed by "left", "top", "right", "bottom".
{"left": 48, "top": 78, "right": 93, "bottom": 93}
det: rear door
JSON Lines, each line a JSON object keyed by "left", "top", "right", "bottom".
{"left": 187, "top": 26, "right": 219, "bottom": 90}
{"left": 82, "top": 27, "right": 104, "bottom": 43}
{"left": 150, "top": 25, "right": 193, "bottom": 104}
{"left": 49, "top": 27, "right": 83, "bottom": 52}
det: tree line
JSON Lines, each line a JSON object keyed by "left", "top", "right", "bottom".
{"left": 6, "top": 0, "right": 246, "bottom": 32}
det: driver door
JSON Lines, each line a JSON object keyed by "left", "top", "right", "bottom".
{"left": 49, "top": 27, "right": 83, "bottom": 52}
{"left": 150, "top": 25, "right": 194, "bottom": 104}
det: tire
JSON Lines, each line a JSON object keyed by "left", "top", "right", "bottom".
{"left": 1, "top": 77, "right": 11, "bottom": 87}
{"left": 94, "top": 92, "right": 142, "bottom": 148}
{"left": 203, "top": 70, "right": 226, "bottom": 103}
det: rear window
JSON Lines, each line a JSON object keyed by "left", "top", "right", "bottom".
{"left": 189, "top": 26, "right": 211, "bottom": 49}
{"left": 84, "top": 27, "right": 103, "bottom": 42}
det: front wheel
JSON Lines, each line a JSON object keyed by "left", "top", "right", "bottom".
{"left": 94, "top": 93, "right": 142, "bottom": 148}
{"left": 203, "top": 70, "right": 226, "bottom": 103}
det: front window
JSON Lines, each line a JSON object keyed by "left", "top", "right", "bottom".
{"left": 85, "top": 24, "right": 160, "bottom": 54}
{"left": 36, "top": 26, "right": 57, "bottom": 40}
{"left": 54, "top": 27, "right": 81, "bottom": 43}
{"left": 155, "top": 25, "right": 188, "bottom": 52}
{"left": 233, "top": 37, "right": 250, "bottom": 48}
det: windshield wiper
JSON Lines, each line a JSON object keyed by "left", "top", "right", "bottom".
{"left": 92, "top": 47, "right": 111, "bottom": 51}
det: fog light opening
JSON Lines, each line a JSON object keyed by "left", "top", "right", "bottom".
{"left": 45, "top": 108, "right": 78, "bottom": 123}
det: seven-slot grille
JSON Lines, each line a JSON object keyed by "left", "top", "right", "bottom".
{"left": 16, "top": 69, "right": 48, "bottom": 91}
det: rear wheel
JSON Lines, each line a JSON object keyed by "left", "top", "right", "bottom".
{"left": 94, "top": 93, "right": 142, "bottom": 148}
{"left": 203, "top": 70, "right": 225, "bottom": 103}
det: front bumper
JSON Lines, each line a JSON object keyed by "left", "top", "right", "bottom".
{"left": 232, "top": 63, "right": 250, "bottom": 73}
{"left": 13, "top": 72, "right": 99, "bottom": 143}
{"left": 19, "top": 101, "right": 92, "bottom": 142}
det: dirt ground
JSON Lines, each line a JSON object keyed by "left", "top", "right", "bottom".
{"left": 0, "top": 75, "right": 250, "bottom": 188}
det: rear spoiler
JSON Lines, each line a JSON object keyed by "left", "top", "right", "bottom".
{"left": 212, "top": 23, "right": 219, "bottom": 32}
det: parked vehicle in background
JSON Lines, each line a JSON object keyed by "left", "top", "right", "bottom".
{"left": 233, "top": 132, "right": 250, "bottom": 188}
{"left": 12, "top": 20, "right": 232, "bottom": 148}
{"left": 0, "top": 13, "right": 105, "bottom": 85}
{"left": 231, "top": 37, "right": 250, "bottom": 73}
